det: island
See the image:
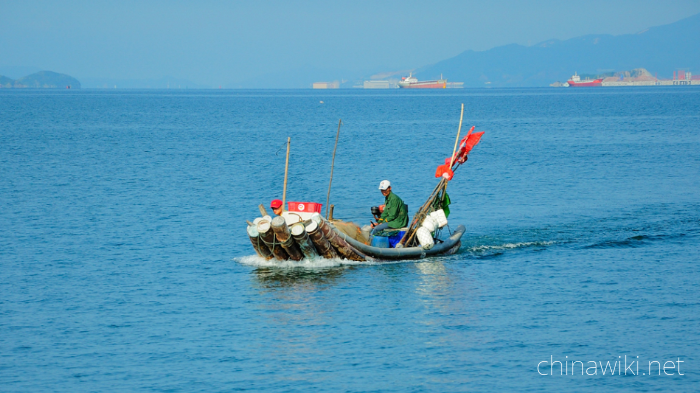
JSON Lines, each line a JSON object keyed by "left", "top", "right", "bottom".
{"left": 0, "top": 71, "right": 81, "bottom": 88}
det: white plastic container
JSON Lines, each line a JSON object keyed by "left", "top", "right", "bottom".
{"left": 416, "top": 227, "right": 435, "bottom": 250}
{"left": 421, "top": 215, "right": 438, "bottom": 232}
{"left": 430, "top": 209, "right": 448, "bottom": 228}
{"left": 290, "top": 222, "right": 306, "bottom": 236}
{"left": 285, "top": 203, "right": 322, "bottom": 223}
{"left": 257, "top": 219, "right": 271, "bottom": 233}
{"left": 282, "top": 211, "right": 307, "bottom": 225}
{"left": 253, "top": 216, "right": 270, "bottom": 225}
{"left": 361, "top": 225, "right": 373, "bottom": 242}
{"left": 310, "top": 212, "right": 323, "bottom": 225}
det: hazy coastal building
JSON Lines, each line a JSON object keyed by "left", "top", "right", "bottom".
{"left": 552, "top": 68, "right": 700, "bottom": 87}
{"left": 312, "top": 81, "right": 340, "bottom": 89}
{"left": 363, "top": 80, "right": 393, "bottom": 89}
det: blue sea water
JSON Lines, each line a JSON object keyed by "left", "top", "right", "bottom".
{"left": 1, "top": 87, "right": 699, "bottom": 392}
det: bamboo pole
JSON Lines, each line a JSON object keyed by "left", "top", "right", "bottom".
{"left": 306, "top": 220, "right": 339, "bottom": 259}
{"left": 399, "top": 104, "right": 465, "bottom": 247}
{"left": 291, "top": 223, "right": 320, "bottom": 259}
{"left": 440, "top": 104, "right": 465, "bottom": 208}
{"left": 271, "top": 216, "right": 304, "bottom": 261}
{"left": 399, "top": 178, "right": 446, "bottom": 247}
{"left": 326, "top": 120, "right": 342, "bottom": 219}
{"left": 449, "top": 104, "right": 465, "bottom": 168}
{"left": 282, "top": 137, "right": 291, "bottom": 211}
{"left": 257, "top": 220, "right": 289, "bottom": 261}
{"left": 247, "top": 225, "right": 274, "bottom": 260}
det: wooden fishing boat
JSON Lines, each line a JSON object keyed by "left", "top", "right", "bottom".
{"left": 247, "top": 210, "right": 464, "bottom": 263}
{"left": 245, "top": 105, "right": 483, "bottom": 263}
{"left": 336, "top": 223, "right": 465, "bottom": 261}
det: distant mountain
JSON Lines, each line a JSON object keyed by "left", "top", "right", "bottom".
{"left": 417, "top": 12, "right": 700, "bottom": 87}
{"left": 13, "top": 71, "right": 81, "bottom": 88}
{"left": 0, "top": 75, "right": 13, "bottom": 88}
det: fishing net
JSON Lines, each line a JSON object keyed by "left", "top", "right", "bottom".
{"left": 330, "top": 220, "right": 370, "bottom": 245}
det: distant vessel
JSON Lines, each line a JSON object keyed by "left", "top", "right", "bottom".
{"left": 398, "top": 73, "right": 447, "bottom": 89}
{"left": 567, "top": 72, "right": 602, "bottom": 87}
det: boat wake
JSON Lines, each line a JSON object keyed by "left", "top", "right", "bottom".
{"left": 235, "top": 255, "right": 370, "bottom": 268}
{"left": 466, "top": 241, "right": 556, "bottom": 253}
{"left": 459, "top": 203, "right": 700, "bottom": 258}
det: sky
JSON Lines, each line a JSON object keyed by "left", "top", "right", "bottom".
{"left": 2, "top": 0, "right": 699, "bottom": 87}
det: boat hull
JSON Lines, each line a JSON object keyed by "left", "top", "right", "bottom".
{"left": 248, "top": 215, "right": 465, "bottom": 263}
{"left": 568, "top": 79, "right": 603, "bottom": 87}
{"left": 332, "top": 224, "right": 465, "bottom": 261}
{"left": 398, "top": 81, "right": 447, "bottom": 89}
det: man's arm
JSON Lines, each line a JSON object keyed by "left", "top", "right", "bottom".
{"left": 380, "top": 195, "right": 399, "bottom": 223}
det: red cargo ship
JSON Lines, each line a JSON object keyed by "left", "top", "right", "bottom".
{"left": 398, "top": 73, "right": 447, "bottom": 88}
{"left": 567, "top": 72, "right": 602, "bottom": 87}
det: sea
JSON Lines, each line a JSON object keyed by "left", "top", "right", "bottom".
{"left": 1, "top": 87, "right": 699, "bottom": 392}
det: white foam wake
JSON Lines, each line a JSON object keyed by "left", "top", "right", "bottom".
{"left": 468, "top": 241, "right": 555, "bottom": 252}
{"left": 234, "top": 254, "right": 370, "bottom": 268}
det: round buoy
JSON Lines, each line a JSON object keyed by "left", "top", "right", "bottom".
{"left": 320, "top": 101, "right": 324, "bottom": 104}
{"left": 416, "top": 227, "right": 435, "bottom": 250}
{"left": 290, "top": 223, "right": 305, "bottom": 236}
{"left": 305, "top": 220, "right": 317, "bottom": 233}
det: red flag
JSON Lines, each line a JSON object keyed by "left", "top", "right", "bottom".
{"left": 455, "top": 126, "right": 475, "bottom": 160}
{"left": 438, "top": 127, "right": 484, "bottom": 175}
{"left": 435, "top": 163, "right": 448, "bottom": 178}
{"left": 456, "top": 131, "right": 484, "bottom": 163}
{"left": 434, "top": 163, "right": 454, "bottom": 180}
{"left": 457, "top": 126, "right": 474, "bottom": 149}
{"left": 441, "top": 168, "right": 454, "bottom": 180}
{"left": 464, "top": 131, "right": 484, "bottom": 153}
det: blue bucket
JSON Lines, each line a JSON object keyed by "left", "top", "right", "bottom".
{"left": 371, "top": 235, "right": 390, "bottom": 248}
{"left": 388, "top": 231, "right": 406, "bottom": 248}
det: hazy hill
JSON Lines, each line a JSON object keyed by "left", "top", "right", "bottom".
{"left": 0, "top": 75, "right": 13, "bottom": 88}
{"left": 14, "top": 71, "right": 81, "bottom": 88}
{"left": 417, "top": 12, "right": 700, "bottom": 87}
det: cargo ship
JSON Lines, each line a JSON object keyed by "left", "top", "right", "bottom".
{"left": 398, "top": 73, "right": 447, "bottom": 89}
{"left": 567, "top": 72, "right": 602, "bottom": 87}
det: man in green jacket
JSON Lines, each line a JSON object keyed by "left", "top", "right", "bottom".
{"left": 372, "top": 180, "right": 408, "bottom": 232}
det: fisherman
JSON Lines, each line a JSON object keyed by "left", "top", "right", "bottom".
{"left": 371, "top": 180, "right": 408, "bottom": 232}
{"left": 270, "top": 199, "right": 284, "bottom": 216}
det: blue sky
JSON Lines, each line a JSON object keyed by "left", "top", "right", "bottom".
{"left": 1, "top": 0, "right": 699, "bottom": 86}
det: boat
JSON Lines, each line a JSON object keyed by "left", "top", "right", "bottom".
{"left": 245, "top": 109, "right": 485, "bottom": 263}
{"left": 567, "top": 72, "right": 602, "bottom": 87}
{"left": 247, "top": 210, "right": 465, "bottom": 263}
{"left": 398, "top": 73, "right": 447, "bottom": 89}
{"left": 338, "top": 223, "right": 465, "bottom": 261}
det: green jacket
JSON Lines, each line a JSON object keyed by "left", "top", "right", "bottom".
{"left": 379, "top": 191, "right": 408, "bottom": 229}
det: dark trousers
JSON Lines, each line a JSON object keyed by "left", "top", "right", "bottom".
{"left": 371, "top": 222, "right": 390, "bottom": 235}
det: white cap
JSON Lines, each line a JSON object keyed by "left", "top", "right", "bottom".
{"left": 379, "top": 180, "right": 391, "bottom": 190}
